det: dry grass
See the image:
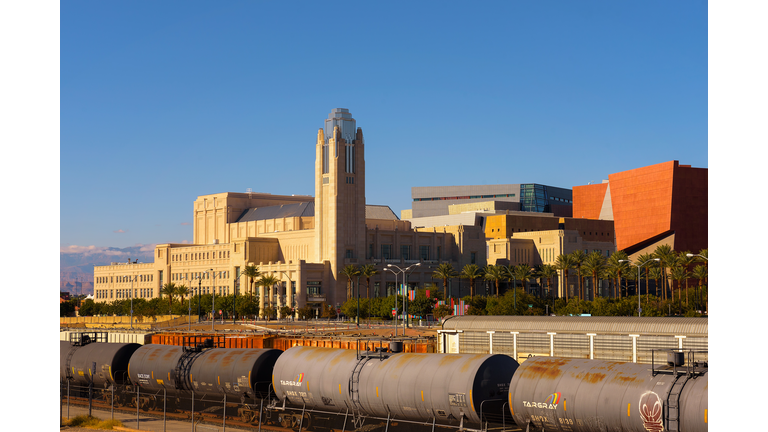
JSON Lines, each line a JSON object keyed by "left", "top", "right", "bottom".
{"left": 62, "top": 415, "right": 123, "bottom": 430}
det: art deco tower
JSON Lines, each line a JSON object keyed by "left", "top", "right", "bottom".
{"left": 314, "top": 108, "right": 367, "bottom": 306}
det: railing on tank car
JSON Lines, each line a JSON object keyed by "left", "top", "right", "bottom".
{"left": 650, "top": 348, "right": 708, "bottom": 377}
{"left": 68, "top": 331, "right": 110, "bottom": 346}
{"left": 179, "top": 335, "right": 226, "bottom": 352}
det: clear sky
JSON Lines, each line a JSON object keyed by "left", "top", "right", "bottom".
{"left": 60, "top": 1, "right": 708, "bottom": 250}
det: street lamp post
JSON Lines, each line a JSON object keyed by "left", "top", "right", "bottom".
{"left": 130, "top": 275, "right": 136, "bottom": 330}
{"left": 621, "top": 258, "right": 660, "bottom": 317}
{"left": 383, "top": 268, "right": 398, "bottom": 336}
{"left": 195, "top": 275, "right": 202, "bottom": 322}
{"left": 356, "top": 275, "right": 361, "bottom": 328}
{"left": 185, "top": 275, "right": 191, "bottom": 331}
{"left": 210, "top": 269, "right": 216, "bottom": 332}
{"left": 278, "top": 270, "right": 294, "bottom": 320}
{"left": 387, "top": 263, "right": 421, "bottom": 333}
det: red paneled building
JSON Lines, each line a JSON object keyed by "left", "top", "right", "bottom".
{"left": 573, "top": 161, "right": 707, "bottom": 254}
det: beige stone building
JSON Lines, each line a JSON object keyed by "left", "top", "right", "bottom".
{"left": 485, "top": 214, "right": 616, "bottom": 298}
{"left": 93, "top": 109, "right": 478, "bottom": 317}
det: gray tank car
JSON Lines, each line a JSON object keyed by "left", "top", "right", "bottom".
{"left": 128, "top": 343, "right": 281, "bottom": 400}
{"left": 60, "top": 340, "right": 141, "bottom": 388}
{"left": 508, "top": 356, "right": 708, "bottom": 432}
{"left": 272, "top": 346, "right": 519, "bottom": 426}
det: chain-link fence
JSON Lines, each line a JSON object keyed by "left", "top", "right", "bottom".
{"left": 60, "top": 381, "right": 519, "bottom": 432}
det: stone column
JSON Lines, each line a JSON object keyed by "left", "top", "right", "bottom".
{"left": 259, "top": 286, "right": 266, "bottom": 318}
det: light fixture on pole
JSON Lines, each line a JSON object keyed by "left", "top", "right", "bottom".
{"left": 621, "top": 258, "right": 660, "bottom": 317}
{"left": 387, "top": 263, "right": 421, "bottom": 333}
{"left": 686, "top": 253, "right": 707, "bottom": 261}
{"left": 383, "top": 267, "right": 398, "bottom": 337}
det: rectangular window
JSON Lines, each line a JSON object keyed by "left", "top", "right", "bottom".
{"left": 382, "top": 244, "right": 392, "bottom": 259}
{"left": 437, "top": 246, "right": 441, "bottom": 260}
{"left": 346, "top": 249, "right": 354, "bottom": 259}
{"left": 401, "top": 245, "right": 411, "bottom": 260}
{"left": 420, "top": 245, "right": 430, "bottom": 261}
{"left": 323, "top": 144, "right": 329, "bottom": 174}
{"left": 307, "top": 281, "right": 322, "bottom": 296}
{"left": 369, "top": 244, "right": 374, "bottom": 259}
{"left": 471, "top": 252, "right": 477, "bottom": 264}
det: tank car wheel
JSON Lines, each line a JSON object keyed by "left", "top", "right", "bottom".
{"left": 291, "top": 413, "right": 311, "bottom": 431}
{"left": 238, "top": 408, "right": 254, "bottom": 423}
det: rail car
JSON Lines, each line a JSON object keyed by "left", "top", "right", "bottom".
{"left": 508, "top": 353, "right": 708, "bottom": 432}
{"left": 61, "top": 334, "right": 708, "bottom": 432}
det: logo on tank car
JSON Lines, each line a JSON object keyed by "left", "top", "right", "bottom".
{"left": 522, "top": 392, "right": 561, "bottom": 410}
{"left": 639, "top": 391, "right": 663, "bottom": 432}
{"left": 280, "top": 373, "right": 304, "bottom": 387}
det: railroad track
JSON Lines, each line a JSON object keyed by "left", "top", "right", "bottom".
{"left": 64, "top": 396, "right": 305, "bottom": 432}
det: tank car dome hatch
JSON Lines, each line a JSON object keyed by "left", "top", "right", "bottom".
{"left": 272, "top": 346, "right": 519, "bottom": 426}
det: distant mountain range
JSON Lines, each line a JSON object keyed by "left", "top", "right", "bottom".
{"left": 60, "top": 245, "right": 155, "bottom": 295}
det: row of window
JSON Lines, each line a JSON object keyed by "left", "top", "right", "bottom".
{"left": 172, "top": 270, "right": 230, "bottom": 282}
{"left": 376, "top": 244, "right": 437, "bottom": 260}
{"left": 96, "top": 275, "right": 154, "bottom": 284}
{"left": 413, "top": 194, "right": 516, "bottom": 202}
{"left": 95, "top": 283, "right": 309, "bottom": 301}
{"left": 171, "top": 251, "right": 231, "bottom": 262}
{"left": 95, "top": 288, "right": 154, "bottom": 299}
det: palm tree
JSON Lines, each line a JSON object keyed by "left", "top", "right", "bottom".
{"left": 176, "top": 285, "right": 189, "bottom": 304}
{"left": 340, "top": 265, "right": 360, "bottom": 301}
{"left": 511, "top": 264, "right": 536, "bottom": 296}
{"left": 258, "top": 274, "right": 280, "bottom": 316}
{"left": 243, "top": 264, "right": 260, "bottom": 300}
{"left": 581, "top": 252, "right": 607, "bottom": 299}
{"left": 460, "top": 264, "right": 483, "bottom": 298}
{"left": 669, "top": 265, "right": 691, "bottom": 305}
{"left": 360, "top": 264, "right": 379, "bottom": 299}
{"left": 653, "top": 244, "right": 676, "bottom": 301}
{"left": 607, "top": 251, "right": 630, "bottom": 298}
{"left": 432, "top": 262, "right": 458, "bottom": 300}
{"left": 648, "top": 266, "right": 663, "bottom": 300}
{"left": 676, "top": 251, "right": 696, "bottom": 304}
{"left": 635, "top": 252, "right": 654, "bottom": 301}
{"left": 604, "top": 266, "right": 619, "bottom": 299}
{"left": 692, "top": 264, "right": 707, "bottom": 312}
{"left": 160, "top": 283, "right": 177, "bottom": 311}
{"left": 569, "top": 250, "right": 587, "bottom": 301}
{"left": 555, "top": 253, "right": 576, "bottom": 301}
{"left": 483, "top": 265, "right": 506, "bottom": 298}
{"left": 538, "top": 264, "right": 557, "bottom": 299}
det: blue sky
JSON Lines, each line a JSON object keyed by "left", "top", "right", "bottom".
{"left": 60, "top": 1, "right": 708, "bottom": 250}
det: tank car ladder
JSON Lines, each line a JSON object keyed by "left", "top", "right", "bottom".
{"left": 664, "top": 373, "right": 689, "bottom": 432}
{"left": 349, "top": 356, "right": 369, "bottom": 408}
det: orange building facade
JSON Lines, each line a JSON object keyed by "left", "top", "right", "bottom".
{"left": 573, "top": 161, "right": 707, "bottom": 253}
